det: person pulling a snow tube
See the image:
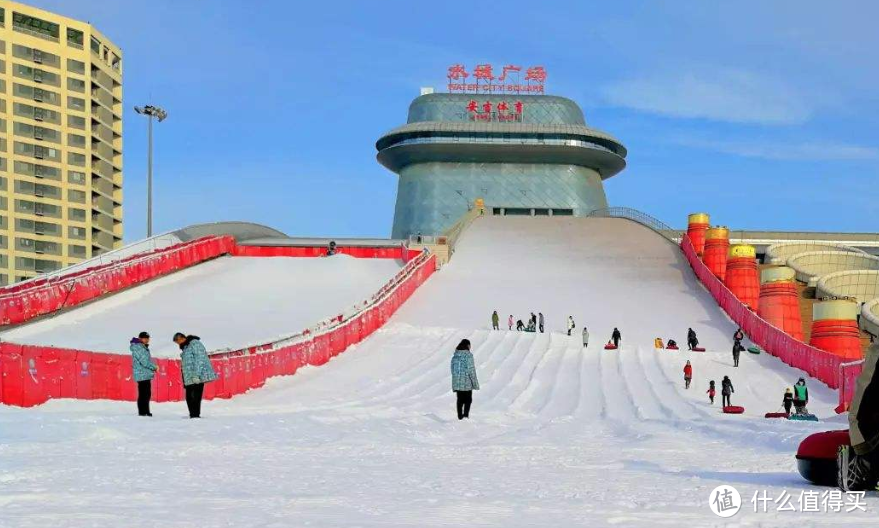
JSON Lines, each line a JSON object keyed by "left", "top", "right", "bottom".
{"left": 838, "top": 343, "right": 879, "bottom": 491}
{"left": 721, "top": 375, "right": 734, "bottom": 408}
{"left": 516, "top": 319, "right": 525, "bottom": 331}
{"left": 611, "top": 327, "right": 621, "bottom": 349}
{"left": 793, "top": 378, "right": 809, "bottom": 414}
{"left": 783, "top": 388, "right": 793, "bottom": 415}
{"left": 687, "top": 328, "right": 698, "bottom": 350}
{"left": 666, "top": 339, "right": 679, "bottom": 350}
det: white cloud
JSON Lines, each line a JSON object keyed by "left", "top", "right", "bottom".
{"left": 672, "top": 137, "right": 879, "bottom": 161}
{"left": 603, "top": 69, "right": 813, "bottom": 125}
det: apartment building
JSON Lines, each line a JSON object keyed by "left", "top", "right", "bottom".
{"left": 0, "top": 1, "right": 122, "bottom": 285}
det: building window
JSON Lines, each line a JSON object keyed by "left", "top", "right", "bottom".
{"left": 67, "top": 78, "right": 85, "bottom": 93}
{"left": 68, "top": 152, "right": 86, "bottom": 166}
{"left": 69, "top": 245, "right": 87, "bottom": 258}
{"left": 69, "top": 226, "right": 86, "bottom": 239}
{"left": 68, "top": 189, "right": 86, "bottom": 203}
{"left": 90, "top": 36, "right": 101, "bottom": 55}
{"left": 68, "top": 170, "right": 86, "bottom": 185}
{"left": 69, "top": 208, "right": 86, "bottom": 221}
{"left": 12, "top": 12, "right": 60, "bottom": 41}
{"left": 14, "top": 141, "right": 59, "bottom": 161}
{"left": 68, "top": 115, "right": 85, "bottom": 129}
{"left": 68, "top": 134, "right": 86, "bottom": 148}
{"left": 67, "top": 96, "right": 86, "bottom": 111}
{"left": 14, "top": 161, "right": 60, "bottom": 181}
{"left": 67, "top": 58, "right": 85, "bottom": 75}
{"left": 67, "top": 28, "right": 84, "bottom": 49}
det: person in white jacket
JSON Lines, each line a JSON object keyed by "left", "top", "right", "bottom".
{"left": 582, "top": 326, "right": 589, "bottom": 348}
{"left": 567, "top": 316, "right": 575, "bottom": 336}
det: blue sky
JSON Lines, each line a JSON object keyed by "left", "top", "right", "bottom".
{"left": 29, "top": 0, "right": 879, "bottom": 239}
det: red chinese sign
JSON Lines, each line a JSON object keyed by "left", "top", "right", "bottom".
{"left": 466, "top": 99, "right": 525, "bottom": 122}
{"left": 447, "top": 63, "right": 546, "bottom": 94}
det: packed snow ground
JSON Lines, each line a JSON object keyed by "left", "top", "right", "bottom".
{"left": 0, "top": 255, "right": 402, "bottom": 357}
{"left": 0, "top": 217, "right": 874, "bottom": 527}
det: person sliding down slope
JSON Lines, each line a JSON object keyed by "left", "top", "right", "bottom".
{"left": 567, "top": 316, "right": 575, "bottom": 336}
{"left": 450, "top": 339, "right": 480, "bottom": 420}
{"left": 839, "top": 343, "right": 879, "bottom": 492}
{"left": 721, "top": 376, "right": 734, "bottom": 407}
{"left": 611, "top": 328, "right": 622, "bottom": 349}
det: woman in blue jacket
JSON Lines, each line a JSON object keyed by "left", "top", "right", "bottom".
{"left": 174, "top": 333, "right": 217, "bottom": 418}
{"left": 450, "top": 339, "right": 480, "bottom": 420}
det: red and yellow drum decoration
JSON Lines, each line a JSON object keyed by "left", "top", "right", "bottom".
{"left": 810, "top": 299, "right": 863, "bottom": 360}
{"left": 725, "top": 244, "right": 759, "bottom": 310}
{"left": 687, "top": 213, "right": 710, "bottom": 256}
{"left": 758, "top": 266, "right": 803, "bottom": 341}
{"left": 702, "top": 226, "right": 730, "bottom": 281}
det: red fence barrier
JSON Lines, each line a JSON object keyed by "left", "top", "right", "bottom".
{"left": 0, "top": 251, "right": 437, "bottom": 407}
{"left": 680, "top": 234, "right": 859, "bottom": 412}
{"left": 1, "top": 236, "right": 236, "bottom": 328}
{"left": 232, "top": 244, "right": 422, "bottom": 261}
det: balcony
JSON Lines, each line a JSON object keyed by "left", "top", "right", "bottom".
{"left": 12, "top": 25, "right": 59, "bottom": 43}
{"left": 92, "top": 229, "right": 114, "bottom": 249}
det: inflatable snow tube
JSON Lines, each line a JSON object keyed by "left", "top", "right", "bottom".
{"left": 691, "top": 347, "right": 705, "bottom": 352}
{"left": 789, "top": 413, "right": 819, "bottom": 422}
{"left": 604, "top": 344, "right": 618, "bottom": 350}
{"left": 765, "top": 412, "right": 790, "bottom": 419}
{"left": 723, "top": 405, "right": 745, "bottom": 414}
{"left": 666, "top": 344, "right": 679, "bottom": 350}
{"left": 748, "top": 346, "right": 762, "bottom": 354}
{"left": 797, "top": 430, "right": 849, "bottom": 486}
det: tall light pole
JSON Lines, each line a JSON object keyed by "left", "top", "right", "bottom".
{"left": 134, "top": 105, "right": 168, "bottom": 238}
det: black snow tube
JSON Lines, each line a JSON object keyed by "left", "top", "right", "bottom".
{"left": 796, "top": 430, "right": 850, "bottom": 486}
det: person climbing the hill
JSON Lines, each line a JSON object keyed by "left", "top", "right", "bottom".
{"left": 582, "top": 326, "right": 590, "bottom": 349}
{"left": 491, "top": 311, "right": 499, "bottom": 331}
{"left": 793, "top": 378, "right": 809, "bottom": 414}
{"left": 611, "top": 328, "right": 622, "bottom": 349}
{"left": 516, "top": 319, "right": 525, "bottom": 331}
{"left": 538, "top": 312, "right": 545, "bottom": 333}
{"left": 783, "top": 387, "right": 794, "bottom": 415}
{"left": 683, "top": 361, "right": 693, "bottom": 389}
{"left": 508, "top": 315, "right": 514, "bottom": 331}
{"left": 567, "top": 316, "right": 575, "bottom": 336}
{"left": 450, "top": 338, "right": 480, "bottom": 420}
{"left": 174, "top": 333, "right": 218, "bottom": 419}
{"left": 687, "top": 328, "right": 698, "bottom": 350}
{"left": 732, "top": 341, "right": 742, "bottom": 367}
{"left": 130, "top": 331, "right": 157, "bottom": 417}
{"left": 839, "top": 343, "right": 879, "bottom": 492}
{"left": 721, "top": 376, "right": 734, "bottom": 407}
{"left": 707, "top": 380, "right": 716, "bottom": 404}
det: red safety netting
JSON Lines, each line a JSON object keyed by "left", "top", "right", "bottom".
{"left": 232, "top": 244, "right": 422, "bottom": 261}
{"left": 0, "top": 236, "right": 236, "bottom": 327}
{"left": 681, "top": 234, "right": 859, "bottom": 412}
{"left": 0, "top": 251, "right": 437, "bottom": 407}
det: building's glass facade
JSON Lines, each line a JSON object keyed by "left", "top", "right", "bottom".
{"left": 377, "top": 93, "right": 626, "bottom": 238}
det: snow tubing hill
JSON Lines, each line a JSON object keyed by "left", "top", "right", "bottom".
{"left": 797, "top": 430, "right": 849, "bottom": 486}
{"left": 723, "top": 406, "right": 745, "bottom": 414}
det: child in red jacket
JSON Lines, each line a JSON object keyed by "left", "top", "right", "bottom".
{"left": 707, "top": 380, "right": 716, "bottom": 404}
{"left": 683, "top": 361, "right": 693, "bottom": 389}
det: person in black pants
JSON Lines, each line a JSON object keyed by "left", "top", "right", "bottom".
{"left": 732, "top": 342, "right": 742, "bottom": 367}
{"left": 456, "top": 390, "right": 472, "bottom": 420}
{"left": 129, "top": 331, "right": 157, "bottom": 417}
{"left": 185, "top": 383, "right": 205, "bottom": 418}
{"left": 721, "top": 376, "right": 734, "bottom": 407}
{"left": 450, "top": 339, "right": 480, "bottom": 420}
{"left": 175, "top": 333, "right": 218, "bottom": 419}
{"left": 612, "top": 327, "right": 622, "bottom": 349}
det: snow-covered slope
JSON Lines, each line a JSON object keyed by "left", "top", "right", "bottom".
{"left": 0, "top": 255, "right": 402, "bottom": 357}
{"left": 0, "top": 217, "right": 868, "bottom": 527}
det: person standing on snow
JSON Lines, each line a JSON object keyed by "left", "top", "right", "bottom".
{"left": 687, "top": 328, "right": 698, "bottom": 350}
{"left": 793, "top": 378, "right": 809, "bottom": 414}
{"left": 538, "top": 312, "right": 545, "bottom": 333}
{"left": 582, "top": 326, "right": 590, "bottom": 349}
{"left": 611, "top": 328, "right": 622, "bottom": 349}
{"left": 530, "top": 312, "right": 537, "bottom": 329}
{"left": 683, "top": 361, "right": 693, "bottom": 389}
{"left": 732, "top": 341, "right": 742, "bottom": 367}
{"left": 567, "top": 316, "right": 575, "bottom": 336}
{"left": 839, "top": 343, "right": 879, "bottom": 492}
{"left": 174, "top": 333, "right": 218, "bottom": 419}
{"left": 721, "top": 376, "right": 734, "bottom": 407}
{"left": 707, "top": 380, "right": 716, "bottom": 404}
{"left": 782, "top": 387, "right": 794, "bottom": 415}
{"left": 491, "top": 311, "right": 499, "bottom": 331}
{"left": 450, "top": 339, "right": 480, "bottom": 420}
{"left": 130, "top": 331, "right": 157, "bottom": 417}
{"left": 733, "top": 328, "right": 744, "bottom": 347}
{"left": 508, "top": 315, "right": 514, "bottom": 331}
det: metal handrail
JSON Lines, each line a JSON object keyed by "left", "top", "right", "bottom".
{"left": 587, "top": 207, "right": 682, "bottom": 243}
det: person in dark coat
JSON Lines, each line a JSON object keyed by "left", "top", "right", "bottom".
{"left": 782, "top": 388, "right": 794, "bottom": 415}
{"left": 840, "top": 343, "right": 879, "bottom": 491}
{"left": 611, "top": 328, "right": 622, "bottom": 349}
{"left": 491, "top": 311, "right": 500, "bottom": 330}
{"left": 687, "top": 328, "right": 698, "bottom": 350}
{"left": 174, "top": 333, "right": 217, "bottom": 419}
{"left": 733, "top": 328, "right": 744, "bottom": 345}
{"left": 538, "top": 312, "right": 545, "bottom": 333}
{"left": 130, "top": 331, "right": 157, "bottom": 417}
{"left": 721, "top": 376, "right": 734, "bottom": 407}
{"left": 516, "top": 319, "right": 525, "bottom": 331}
{"left": 450, "top": 339, "right": 480, "bottom": 420}
{"left": 732, "top": 341, "right": 742, "bottom": 367}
